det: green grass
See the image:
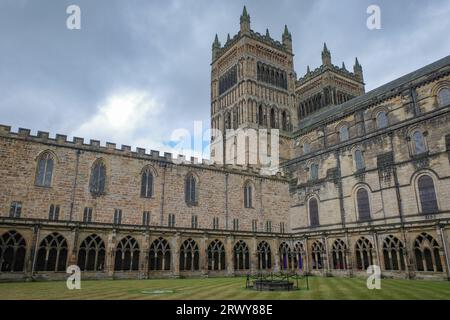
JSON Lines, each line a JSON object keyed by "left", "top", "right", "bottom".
{"left": 0, "top": 276, "right": 449, "bottom": 300}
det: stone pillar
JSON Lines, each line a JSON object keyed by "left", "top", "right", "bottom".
{"left": 437, "top": 226, "right": 450, "bottom": 279}
{"left": 201, "top": 234, "right": 208, "bottom": 276}
{"left": 323, "top": 236, "right": 330, "bottom": 275}
{"left": 272, "top": 238, "right": 280, "bottom": 273}
{"left": 345, "top": 233, "right": 354, "bottom": 277}
{"left": 172, "top": 233, "right": 181, "bottom": 278}
{"left": 226, "top": 235, "right": 234, "bottom": 276}
{"left": 304, "top": 238, "right": 310, "bottom": 274}
{"left": 67, "top": 227, "right": 79, "bottom": 267}
{"left": 372, "top": 232, "right": 381, "bottom": 269}
{"left": 250, "top": 236, "right": 258, "bottom": 274}
{"left": 27, "top": 224, "right": 40, "bottom": 276}
{"left": 140, "top": 232, "right": 150, "bottom": 279}
{"left": 106, "top": 230, "right": 117, "bottom": 277}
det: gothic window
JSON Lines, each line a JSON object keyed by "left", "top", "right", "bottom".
{"left": 233, "top": 218, "right": 239, "bottom": 231}
{"left": 382, "top": 235, "right": 405, "bottom": 271}
{"left": 332, "top": 239, "right": 347, "bottom": 270}
{"left": 414, "top": 233, "right": 443, "bottom": 272}
{"left": 114, "top": 236, "right": 140, "bottom": 272}
{"left": 354, "top": 149, "right": 365, "bottom": 171}
{"left": 356, "top": 188, "right": 371, "bottom": 221}
{"left": 140, "top": 167, "right": 154, "bottom": 198}
{"left": 438, "top": 87, "right": 450, "bottom": 107}
{"left": 113, "top": 209, "right": 122, "bottom": 225}
{"left": 310, "top": 163, "right": 319, "bottom": 180}
{"left": 168, "top": 214, "right": 176, "bottom": 227}
{"left": 417, "top": 175, "right": 438, "bottom": 214}
{"left": 207, "top": 240, "right": 225, "bottom": 271}
{"left": 0, "top": 230, "right": 26, "bottom": 272}
{"left": 279, "top": 242, "right": 292, "bottom": 270}
{"left": 35, "top": 152, "right": 54, "bottom": 187}
{"left": 252, "top": 219, "right": 258, "bottom": 232}
{"left": 149, "top": 237, "right": 171, "bottom": 271}
{"left": 412, "top": 131, "right": 427, "bottom": 155}
{"left": 309, "top": 197, "right": 320, "bottom": 227}
{"left": 311, "top": 241, "right": 323, "bottom": 270}
{"left": 355, "top": 237, "right": 373, "bottom": 270}
{"left": 303, "top": 142, "right": 311, "bottom": 155}
{"left": 213, "top": 217, "right": 219, "bottom": 230}
{"left": 191, "top": 215, "right": 198, "bottom": 229}
{"left": 244, "top": 182, "right": 253, "bottom": 208}
{"left": 233, "top": 240, "right": 249, "bottom": 270}
{"left": 179, "top": 239, "right": 199, "bottom": 271}
{"left": 376, "top": 111, "right": 388, "bottom": 129}
{"left": 185, "top": 174, "right": 197, "bottom": 205}
{"left": 36, "top": 232, "right": 68, "bottom": 272}
{"left": 9, "top": 202, "right": 22, "bottom": 218}
{"left": 142, "top": 211, "right": 150, "bottom": 226}
{"left": 265, "top": 220, "right": 272, "bottom": 232}
{"left": 90, "top": 159, "right": 106, "bottom": 196}
{"left": 257, "top": 241, "right": 271, "bottom": 270}
{"left": 339, "top": 125, "right": 349, "bottom": 142}
{"left": 293, "top": 242, "right": 305, "bottom": 271}
{"left": 83, "top": 207, "right": 93, "bottom": 223}
{"left": 77, "top": 234, "right": 105, "bottom": 271}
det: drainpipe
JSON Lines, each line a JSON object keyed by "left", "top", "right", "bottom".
{"left": 69, "top": 150, "right": 81, "bottom": 221}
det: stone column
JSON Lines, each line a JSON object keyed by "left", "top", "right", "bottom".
{"left": 226, "top": 235, "right": 234, "bottom": 276}
{"left": 67, "top": 227, "right": 79, "bottom": 267}
{"left": 27, "top": 224, "right": 40, "bottom": 276}
{"left": 250, "top": 236, "right": 258, "bottom": 274}
{"left": 201, "top": 234, "right": 208, "bottom": 276}
{"left": 140, "top": 232, "right": 150, "bottom": 279}
{"left": 345, "top": 233, "right": 354, "bottom": 277}
{"left": 171, "top": 233, "right": 181, "bottom": 278}
{"left": 106, "top": 230, "right": 117, "bottom": 277}
{"left": 323, "top": 236, "right": 330, "bottom": 275}
{"left": 437, "top": 226, "right": 450, "bottom": 279}
{"left": 304, "top": 238, "right": 310, "bottom": 274}
{"left": 372, "top": 232, "right": 381, "bottom": 269}
{"left": 272, "top": 237, "right": 280, "bottom": 273}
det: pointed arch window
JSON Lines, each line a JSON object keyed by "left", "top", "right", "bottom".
{"left": 257, "top": 241, "right": 271, "bottom": 270}
{"left": 438, "top": 87, "right": 450, "bottom": 107}
{"left": 0, "top": 230, "right": 26, "bottom": 272}
{"left": 332, "top": 239, "right": 347, "bottom": 270}
{"left": 207, "top": 240, "right": 226, "bottom": 271}
{"left": 179, "top": 239, "right": 199, "bottom": 271}
{"left": 417, "top": 175, "right": 438, "bottom": 214}
{"left": 77, "top": 234, "right": 105, "bottom": 271}
{"left": 412, "top": 131, "right": 427, "bottom": 155}
{"left": 355, "top": 237, "right": 373, "bottom": 270}
{"left": 354, "top": 149, "right": 365, "bottom": 171}
{"left": 36, "top": 232, "right": 68, "bottom": 272}
{"left": 309, "top": 197, "right": 319, "bottom": 227}
{"left": 382, "top": 235, "right": 405, "bottom": 271}
{"left": 311, "top": 241, "right": 323, "bottom": 270}
{"left": 356, "top": 188, "right": 371, "bottom": 221}
{"left": 149, "top": 237, "right": 171, "bottom": 271}
{"left": 114, "top": 236, "right": 140, "bottom": 272}
{"left": 279, "top": 242, "right": 292, "bottom": 270}
{"left": 90, "top": 160, "right": 106, "bottom": 196}
{"left": 140, "top": 167, "right": 154, "bottom": 198}
{"left": 414, "top": 233, "right": 443, "bottom": 272}
{"left": 185, "top": 174, "right": 197, "bottom": 205}
{"left": 233, "top": 240, "right": 249, "bottom": 270}
{"left": 376, "top": 111, "right": 388, "bottom": 129}
{"left": 35, "top": 152, "right": 54, "bottom": 187}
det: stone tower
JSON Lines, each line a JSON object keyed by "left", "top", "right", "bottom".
{"left": 210, "top": 7, "right": 297, "bottom": 168}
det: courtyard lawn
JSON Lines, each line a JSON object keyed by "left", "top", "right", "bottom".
{"left": 0, "top": 276, "right": 449, "bottom": 300}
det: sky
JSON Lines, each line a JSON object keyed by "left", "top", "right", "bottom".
{"left": 0, "top": 0, "right": 449, "bottom": 160}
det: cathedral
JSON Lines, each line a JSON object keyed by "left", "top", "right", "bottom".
{"left": 1, "top": 7, "right": 450, "bottom": 281}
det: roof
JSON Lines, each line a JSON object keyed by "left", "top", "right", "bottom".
{"left": 294, "top": 54, "right": 450, "bottom": 134}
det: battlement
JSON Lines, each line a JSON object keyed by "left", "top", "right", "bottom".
{"left": 0, "top": 124, "right": 286, "bottom": 179}
{"left": 296, "top": 63, "right": 362, "bottom": 86}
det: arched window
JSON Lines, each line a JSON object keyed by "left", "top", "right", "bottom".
{"left": 233, "top": 240, "right": 250, "bottom": 270}
{"left": 270, "top": 108, "right": 276, "bottom": 128}
{"left": 382, "top": 235, "right": 405, "bottom": 271}
{"left": 292, "top": 242, "right": 305, "bottom": 271}
{"left": 309, "top": 197, "right": 320, "bottom": 227}
{"left": 438, "top": 87, "right": 450, "bottom": 107}
{"left": 0, "top": 230, "right": 26, "bottom": 272}
{"left": 185, "top": 174, "right": 197, "bottom": 205}
{"left": 412, "top": 131, "right": 426, "bottom": 155}
{"left": 258, "top": 105, "right": 264, "bottom": 125}
{"left": 310, "top": 163, "right": 318, "bottom": 180}
{"left": 376, "top": 111, "right": 388, "bottom": 129}
{"left": 35, "top": 152, "right": 54, "bottom": 187}
{"left": 282, "top": 110, "right": 288, "bottom": 131}
{"left": 417, "top": 175, "right": 438, "bottom": 214}
{"left": 355, "top": 237, "right": 373, "bottom": 270}
{"left": 311, "top": 241, "right": 323, "bottom": 270}
{"left": 279, "top": 242, "right": 292, "bottom": 271}
{"left": 356, "top": 188, "right": 371, "bottom": 221}
{"left": 149, "top": 237, "right": 171, "bottom": 271}
{"left": 339, "top": 125, "right": 349, "bottom": 142}
{"left": 140, "top": 167, "right": 154, "bottom": 198}
{"left": 114, "top": 236, "right": 140, "bottom": 272}
{"left": 414, "top": 233, "right": 443, "bottom": 272}
{"left": 257, "top": 241, "right": 271, "bottom": 270}
{"left": 77, "top": 234, "right": 105, "bottom": 271}
{"left": 332, "top": 239, "right": 347, "bottom": 270}
{"left": 303, "top": 142, "right": 310, "bottom": 155}
{"left": 36, "top": 232, "right": 68, "bottom": 272}
{"left": 89, "top": 160, "right": 106, "bottom": 196}
{"left": 207, "top": 240, "right": 225, "bottom": 271}
{"left": 354, "top": 149, "right": 365, "bottom": 171}
{"left": 244, "top": 182, "right": 253, "bottom": 208}
{"left": 179, "top": 239, "right": 199, "bottom": 271}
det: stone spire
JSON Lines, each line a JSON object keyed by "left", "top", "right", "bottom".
{"left": 240, "top": 6, "right": 251, "bottom": 34}
{"left": 342, "top": 62, "right": 346, "bottom": 70}
{"left": 307, "top": 65, "right": 311, "bottom": 74}
{"left": 282, "top": 25, "right": 292, "bottom": 52}
{"left": 212, "top": 34, "right": 221, "bottom": 61}
{"left": 321, "top": 42, "right": 331, "bottom": 66}
{"left": 227, "top": 33, "right": 231, "bottom": 42}
{"left": 353, "top": 57, "right": 363, "bottom": 81}
{"left": 265, "top": 28, "right": 270, "bottom": 38}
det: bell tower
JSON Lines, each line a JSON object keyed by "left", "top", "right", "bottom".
{"left": 210, "top": 7, "right": 296, "bottom": 168}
